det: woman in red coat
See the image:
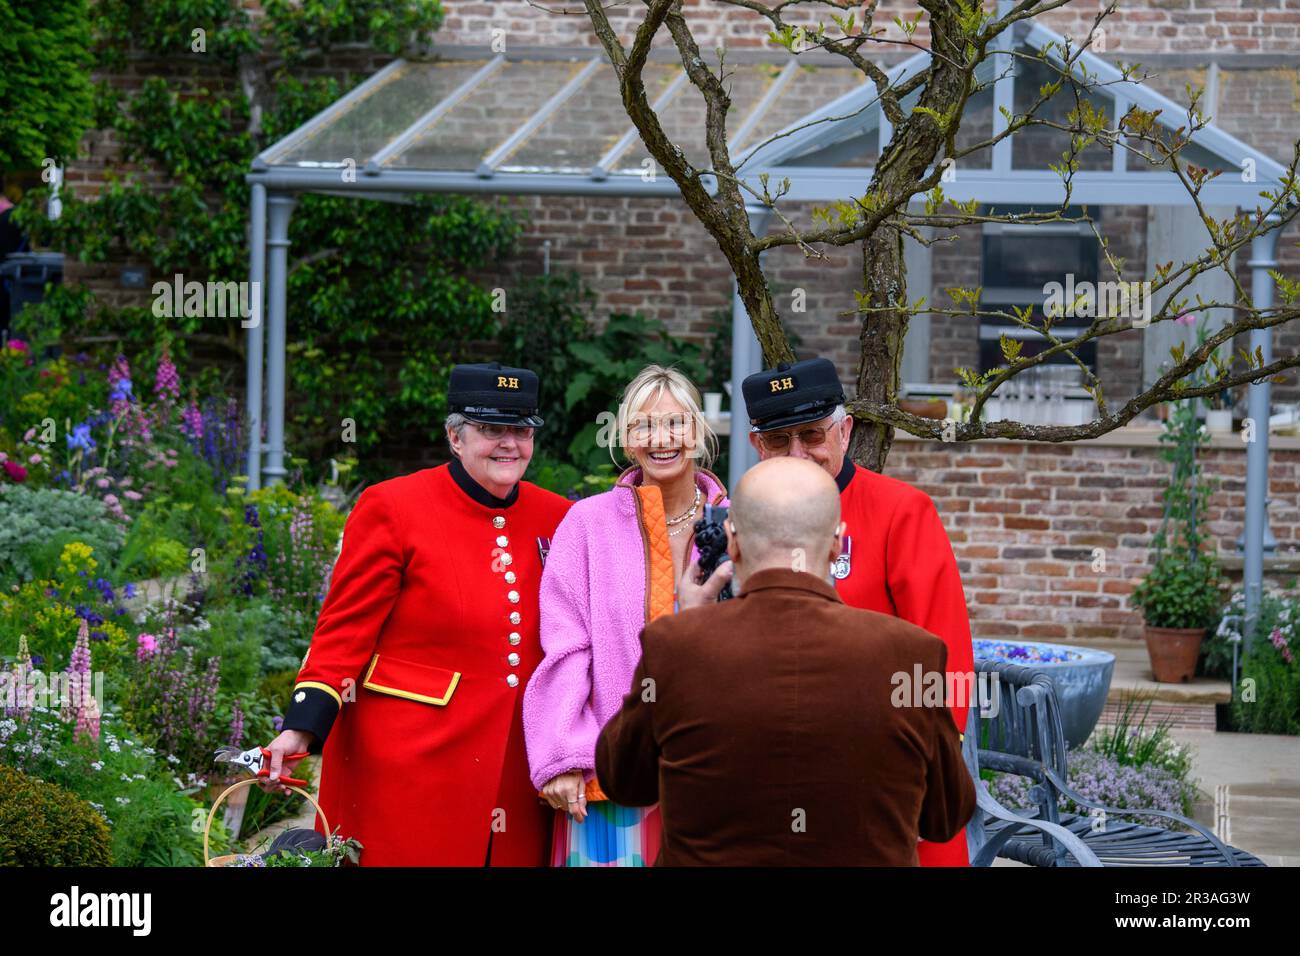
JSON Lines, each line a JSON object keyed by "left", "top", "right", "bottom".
{"left": 262, "top": 363, "right": 572, "bottom": 865}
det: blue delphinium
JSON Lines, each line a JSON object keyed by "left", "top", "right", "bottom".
{"left": 67, "top": 423, "right": 96, "bottom": 451}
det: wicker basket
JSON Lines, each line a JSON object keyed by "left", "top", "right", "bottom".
{"left": 203, "top": 777, "right": 327, "bottom": 867}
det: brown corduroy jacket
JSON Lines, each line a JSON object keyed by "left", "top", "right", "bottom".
{"left": 595, "top": 567, "right": 977, "bottom": 866}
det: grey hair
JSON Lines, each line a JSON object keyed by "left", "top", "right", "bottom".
{"left": 445, "top": 412, "right": 468, "bottom": 457}
{"left": 830, "top": 404, "right": 847, "bottom": 424}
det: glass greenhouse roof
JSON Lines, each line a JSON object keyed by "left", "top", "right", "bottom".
{"left": 251, "top": 20, "right": 1288, "bottom": 208}
{"left": 257, "top": 50, "right": 877, "bottom": 179}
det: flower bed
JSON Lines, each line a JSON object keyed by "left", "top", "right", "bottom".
{"left": 1208, "top": 586, "right": 1300, "bottom": 735}
{"left": 0, "top": 339, "right": 351, "bottom": 865}
{"left": 985, "top": 693, "right": 1200, "bottom": 827}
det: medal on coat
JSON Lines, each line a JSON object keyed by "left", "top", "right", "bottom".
{"left": 832, "top": 534, "right": 852, "bottom": 580}
{"left": 537, "top": 536, "right": 551, "bottom": 567}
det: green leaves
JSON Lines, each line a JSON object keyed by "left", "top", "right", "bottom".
{"left": 0, "top": 0, "right": 96, "bottom": 168}
{"left": 1130, "top": 550, "right": 1224, "bottom": 629}
{"left": 261, "top": 0, "right": 443, "bottom": 67}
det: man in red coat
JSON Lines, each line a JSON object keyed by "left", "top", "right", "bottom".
{"left": 263, "top": 363, "right": 572, "bottom": 865}
{"left": 742, "top": 357, "right": 976, "bottom": 866}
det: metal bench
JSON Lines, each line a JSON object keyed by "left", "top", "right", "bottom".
{"left": 962, "top": 659, "right": 1265, "bottom": 867}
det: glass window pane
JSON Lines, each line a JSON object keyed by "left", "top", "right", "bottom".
{"left": 733, "top": 63, "right": 866, "bottom": 156}
{"left": 1012, "top": 55, "right": 1113, "bottom": 172}
{"left": 388, "top": 60, "right": 588, "bottom": 170}
{"left": 952, "top": 83, "right": 994, "bottom": 170}
{"left": 1147, "top": 137, "right": 1240, "bottom": 177}
{"left": 613, "top": 62, "right": 785, "bottom": 175}
{"left": 270, "top": 60, "right": 493, "bottom": 167}
{"left": 506, "top": 62, "right": 679, "bottom": 174}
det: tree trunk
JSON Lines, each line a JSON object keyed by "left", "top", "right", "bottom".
{"left": 850, "top": 225, "right": 908, "bottom": 471}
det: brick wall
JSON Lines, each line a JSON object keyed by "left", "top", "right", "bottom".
{"left": 36, "top": 1, "right": 1300, "bottom": 443}
{"left": 885, "top": 438, "right": 1300, "bottom": 641}
{"left": 437, "top": 0, "right": 1300, "bottom": 56}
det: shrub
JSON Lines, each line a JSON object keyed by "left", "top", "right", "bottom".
{"left": 0, "top": 706, "right": 226, "bottom": 866}
{"left": 0, "top": 485, "right": 125, "bottom": 584}
{"left": 0, "top": 763, "right": 113, "bottom": 866}
{"left": 1232, "top": 636, "right": 1300, "bottom": 735}
{"left": 1214, "top": 584, "right": 1300, "bottom": 734}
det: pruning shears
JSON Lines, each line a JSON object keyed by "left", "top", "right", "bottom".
{"left": 214, "top": 745, "right": 309, "bottom": 787}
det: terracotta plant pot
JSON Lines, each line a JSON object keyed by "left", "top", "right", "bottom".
{"left": 899, "top": 398, "right": 948, "bottom": 419}
{"left": 1143, "top": 625, "right": 1206, "bottom": 683}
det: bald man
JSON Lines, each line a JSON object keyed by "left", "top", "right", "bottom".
{"left": 743, "top": 358, "right": 975, "bottom": 866}
{"left": 595, "top": 458, "right": 976, "bottom": 865}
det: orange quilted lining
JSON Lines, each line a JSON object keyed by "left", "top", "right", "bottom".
{"left": 636, "top": 484, "right": 676, "bottom": 623}
{"left": 559, "top": 483, "right": 677, "bottom": 806}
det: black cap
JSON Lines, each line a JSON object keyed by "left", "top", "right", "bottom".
{"left": 448, "top": 362, "right": 545, "bottom": 427}
{"left": 742, "top": 358, "right": 845, "bottom": 432}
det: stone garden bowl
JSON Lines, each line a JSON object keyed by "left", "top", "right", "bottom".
{"left": 973, "top": 639, "right": 1116, "bottom": 749}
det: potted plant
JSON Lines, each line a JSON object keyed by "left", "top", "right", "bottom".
{"left": 1203, "top": 391, "right": 1234, "bottom": 433}
{"left": 1130, "top": 397, "right": 1226, "bottom": 682}
{"left": 1180, "top": 313, "right": 1235, "bottom": 433}
{"left": 1130, "top": 550, "right": 1225, "bottom": 682}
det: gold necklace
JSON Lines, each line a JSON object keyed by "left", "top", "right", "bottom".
{"left": 666, "top": 486, "right": 701, "bottom": 535}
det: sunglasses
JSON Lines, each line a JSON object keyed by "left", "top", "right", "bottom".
{"left": 469, "top": 422, "right": 535, "bottom": 441}
{"left": 754, "top": 421, "right": 837, "bottom": 452}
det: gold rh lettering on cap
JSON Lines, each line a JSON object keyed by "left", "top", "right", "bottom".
{"left": 770, "top": 377, "right": 794, "bottom": 393}
{"left": 497, "top": 376, "right": 520, "bottom": 388}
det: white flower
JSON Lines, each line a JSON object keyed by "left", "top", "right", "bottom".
{"left": 166, "top": 753, "right": 180, "bottom": 764}
{"left": 115, "top": 796, "right": 131, "bottom": 805}
{"left": 90, "top": 761, "right": 104, "bottom": 771}
{"left": 108, "top": 740, "right": 121, "bottom": 753}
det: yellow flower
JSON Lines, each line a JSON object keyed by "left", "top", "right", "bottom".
{"left": 59, "top": 542, "right": 98, "bottom": 577}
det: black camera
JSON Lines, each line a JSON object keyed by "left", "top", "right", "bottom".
{"left": 692, "top": 503, "right": 733, "bottom": 602}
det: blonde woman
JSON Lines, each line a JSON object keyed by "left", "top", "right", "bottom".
{"left": 522, "top": 364, "right": 732, "bottom": 866}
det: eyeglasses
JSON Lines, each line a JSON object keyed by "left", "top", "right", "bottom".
{"left": 627, "top": 413, "right": 692, "bottom": 442}
{"left": 469, "top": 422, "right": 535, "bottom": 441}
{"left": 754, "top": 422, "right": 837, "bottom": 452}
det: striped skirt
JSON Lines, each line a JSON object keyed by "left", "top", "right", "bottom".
{"left": 549, "top": 801, "right": 662, "bottom": 867}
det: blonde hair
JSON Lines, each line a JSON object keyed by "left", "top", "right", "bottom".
{"left": 615, "top": 364, "right": 719, "bottom": 469}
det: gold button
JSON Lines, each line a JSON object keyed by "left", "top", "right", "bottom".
{"left": 508, "top": 653, "right": 520, "bottom": 667}
{"left": 509, "top": 632, "right": 521, "bottom": 645}
{"left": 504, "top": 571, "right": 516, "bottom": 584}
{"left": 509, "top": 611, "right": 521, "bottom": 625}
{"left": 493, "top": 516, "right": 506, "bottom": 529}
{"left": 500, "top": 553, "right": 513, "bottom": 566}
{"left": 496, "top": 535, "right": 508, "bottom": 548}
{"left": 507, "top": 590, "right": 520, "bottom": 604}
{"left": 506, "top": 674, "right": 519, "bottom": 688}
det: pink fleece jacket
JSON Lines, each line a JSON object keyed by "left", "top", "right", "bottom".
{"left": 522, "top": 466, "right": 728, "bottom": 791}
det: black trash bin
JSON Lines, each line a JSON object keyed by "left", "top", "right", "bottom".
{"left": 0, "top": 251, "right": 65, "bottom": 333}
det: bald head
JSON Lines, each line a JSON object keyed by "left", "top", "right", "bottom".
{"left": 728, "top": 457, "right": 842, "bottom": 585}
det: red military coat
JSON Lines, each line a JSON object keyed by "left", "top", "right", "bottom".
{"left": 282, "top": 460, "right": 572, "bottom": 865}
{"left": 831, "top": 459, "right": 975, "bottom": 867}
